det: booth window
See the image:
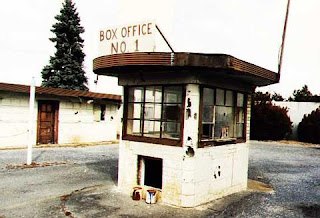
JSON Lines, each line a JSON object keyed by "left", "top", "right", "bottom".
{"left": 126, "top": 85, "right": 183, "bottom": 141}
{"left": 201, "top": 87, "right": 246, "bottom": 142}
{"left": 94, "top": 104, "right": 106, "bottom": 121}
{"left": 100, "top": 104, "right": 106, "bottom": 121}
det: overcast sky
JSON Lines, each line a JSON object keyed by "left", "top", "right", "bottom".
{"left": 1, "top": 0, "right": 320, "bottom": 98}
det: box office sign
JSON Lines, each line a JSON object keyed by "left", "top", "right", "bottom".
{"left": 98, "top": 22, "right": 156, "bottom": 56}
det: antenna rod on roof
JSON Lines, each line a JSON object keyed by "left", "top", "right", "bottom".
{"left": 278, "top": 0, "right": 291, "bottom": 81}
{"left": 156, "top": 25, "right": 175, "bottom": 53}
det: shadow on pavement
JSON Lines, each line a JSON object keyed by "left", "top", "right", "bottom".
{"left": 85, "top": 159, "right": 118, "bottom": 185}
{"left": 33, "top": 150, "right": 46, "bottom": 162}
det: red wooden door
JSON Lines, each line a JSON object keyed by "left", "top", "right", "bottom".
{"left": 38, "top": 101, "right": 58, "bottom": 144}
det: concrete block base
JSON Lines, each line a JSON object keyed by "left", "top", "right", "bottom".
{"left": 118, "top": 141, "right": 249, "bottom": 207}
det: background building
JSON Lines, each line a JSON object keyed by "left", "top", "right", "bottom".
{"left": 0, "top": 82, "right": 121, "bottom": 148}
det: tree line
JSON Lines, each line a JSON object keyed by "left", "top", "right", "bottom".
{"left": 261, "top": 85, "right": 320, "bottom": 102}
{"left": 252, "top": 86, "right": 320, "bottom": 144}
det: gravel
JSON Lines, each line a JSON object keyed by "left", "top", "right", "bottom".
{"left": 244, "top": 141, "right": 320, "bottom": 217}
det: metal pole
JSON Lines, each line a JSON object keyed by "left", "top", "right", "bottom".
{"left": 155, "top": 25, "right": 175, "bottom": 53}
{"left": 119, "top": 88, "right": 124, "bottom": 148}
{"left": 278, "top": 0, "right": 291, "bottom": 80}
{"left": 117, "top": 88, "right": 124, "bottom": 188}
{"left": 27, "top": 77, "right": 35, "bottom": 165}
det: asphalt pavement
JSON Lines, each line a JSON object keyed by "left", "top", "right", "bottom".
{"left": 0, "top": 141, "right": 319, "bottom": 217}
{"left": 0, "top": 144, "right": 118, "bottom": 217}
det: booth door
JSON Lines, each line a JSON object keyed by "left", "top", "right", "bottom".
{"left": 37, "top": 101, "right": 59, "bottom": 144}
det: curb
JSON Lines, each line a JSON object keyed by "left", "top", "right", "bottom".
{"left": 249, "top": 140, "right": 320, "bottom": 148}
{"left": 0, "top": 140, "right": 119, "bottom": 151}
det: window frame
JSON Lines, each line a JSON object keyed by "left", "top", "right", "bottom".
{"left": 123, "top": 85, "right": 185, "bottom": 147}
{"left": 199, "top": 86, "right": 247, "bottom": 147}
{"left": 100, "top": 104, "right": 106, "bottom": 121}
{"left": 93, "top": 103, "right": 106, "bottom": 122}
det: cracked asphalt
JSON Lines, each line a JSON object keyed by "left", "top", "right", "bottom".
{"left": 0, "top": 141, "right": 319, "bottom": 217}
{"left": 0, "top": 144, "right": 118, "bottom": 217}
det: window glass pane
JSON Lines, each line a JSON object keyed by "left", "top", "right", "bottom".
{"left": 202, "top": 105, "right": 214, "bottom": 122}
{"left": 129, "top": 87, "right": 144, "bottom": 102}
{"left": 163, "top": 104, "right": 181, "bottom": 121}
{"left": 236, "top": 108, "right": 245, "bottom": 123}
{"left": 162, "top": 122, "right": 181, "bottom": 139}
{"left": 236, "top": 124, "right": 244, "bottom": 138}
{"left": 200, "top": 88, "right": 246, "bottom": 141}
{"left": 128, "top": 103, "right": 143, "bottom": 119}
{"left": 100, "top": 105, "right": 106, "bottom": 121}
{"left": 216, "top": 89, "right": 225, "bottom": 106}
{"left": 144, "top": 121, "right": 161, "bottom": 137}
{"left": 145, "top": 103, "right": 161, "bottom": 120}
{"left": 237, "top": 93, "right": 244, "bottom": 107}
{"left": 164, "top": 86, "right": 183, "bottom": 103}
{"left": 226, "top": 90, "right": 234, "bottom": 106}
{"left": 127, "top": 120, "right": 143, "bottom": 136}
{"left": 202, "top": 123, "right": 214, "bottom": 139}
{"left": 146, "top": 86, "right": 162, "bottom": 103}
{"left": 203, "top": 88, "right": 214, "bottom": 105}
{"left": 214, "top": 106, "right": 234, "bottom": 138}
{"left": 126, "top": 85, "right": 183, "bottom": 140}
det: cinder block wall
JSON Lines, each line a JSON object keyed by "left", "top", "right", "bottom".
{"left": 0, "top": 94, "right": 38, "bottom": 147}
{"left": 246, "top": 95, "right": 252, "bottom": 141}
{"left": 118, "top": 141, "right": 248, "bottom": 207}
{"left": 58, "top": 102, "right": 119, "bottom": 143}
{"left": 186, "top": 143, "right": 248, "bottom": 207}
{"left": 118, "top": 141, "right": 184, "bottom": 206}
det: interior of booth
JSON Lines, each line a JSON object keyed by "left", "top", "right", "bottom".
{"left": 123, "top": 84, "right": 247, "bottom": 148}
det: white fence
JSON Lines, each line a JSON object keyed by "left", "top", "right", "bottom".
{"left": 273, "top": 101, "right": 320, "bottom": 139}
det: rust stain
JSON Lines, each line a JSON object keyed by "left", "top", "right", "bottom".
{"left": 247, "top": 179, "right": 274, "bottom": 193}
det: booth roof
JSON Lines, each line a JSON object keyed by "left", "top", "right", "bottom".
{"left": 93, "top": 52, "right": 279, "bottom": 87}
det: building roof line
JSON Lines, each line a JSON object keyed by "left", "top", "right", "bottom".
{"left": 0, "top": 82, "right": 122, "bottom": 102}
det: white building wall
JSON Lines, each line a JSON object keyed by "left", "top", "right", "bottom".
{"left": 0, "top": 92, "right": 119, "bottom": 148}
{"left": 183, "top": 84, "right": 200, "bottom": 148}
{"left": 118, "top": 140, "right": 248, "bottom": 207}
{"left": 273, "top": 101, "right": 320, "bottom": 139}
{"left": 58, "top": 102, "right": 119, "bottom": 144}
{"left": 246, "top": 95, "right": 252, "bottom": 141}
{"left": 0, "top": 94, "right": 38, "bottom": 148}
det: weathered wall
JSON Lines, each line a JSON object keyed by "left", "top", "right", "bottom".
{"left": 246, "top": 95, "right": 252, "bottom": 141}
{"left": 58, "top": 102, "right": 119, "bottom": 144}
{"left": 273, "top": 101, "right": 320, "bottom": 139}
{"left": 0, "top": 93, "right": 38, "bottom": 147}
{"left": 117, "top": 141, "right": 248, "bottom": 207}
{"left": 0, "top": 92, "right": 119, "bottom": 148}
{"left": 118, "top": 84, "right": 249, "bottom": 207}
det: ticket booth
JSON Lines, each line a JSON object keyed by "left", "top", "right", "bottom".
{"left": 93, "top": 51, "right": 278, "bottom": 207}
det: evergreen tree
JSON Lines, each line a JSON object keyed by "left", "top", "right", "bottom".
{"left": 288, "top": 85, "right": 312, "bottom": 102}
{"left": 253, "top": 91, "right": 272, "bottom": 104}
{"left": 41, "top": 0, "right": 88, "bottom": 91}
{"left": 271, "top": 92, "right": 285, "bottom": 101}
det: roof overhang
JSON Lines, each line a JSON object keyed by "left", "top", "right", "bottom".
{"left": 93, "top": 52, "right": 279, "bottom": 87}
{"left": 0, "top": 82, "right": 122, "bottom": 103}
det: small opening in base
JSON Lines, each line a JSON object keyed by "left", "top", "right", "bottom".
{"left": 138, "top": 156, "right": 163, "bottom": 189}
